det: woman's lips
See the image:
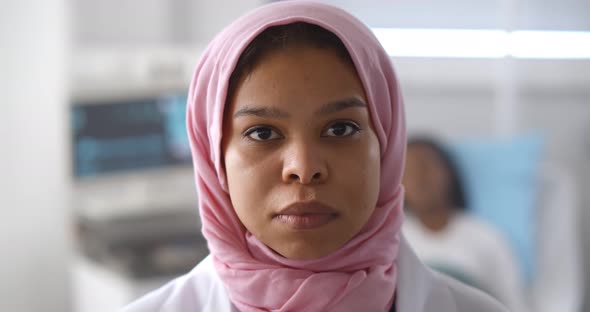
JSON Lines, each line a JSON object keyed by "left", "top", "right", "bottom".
{"left": 273, "top": 201, "right": 339, "bottom": 230}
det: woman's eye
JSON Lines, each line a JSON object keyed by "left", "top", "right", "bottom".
{"left": 322, "top": 122, "right": 360, "bottom": 137}
{"left": 244, "top": 126, "right": 282, "bottom": 141}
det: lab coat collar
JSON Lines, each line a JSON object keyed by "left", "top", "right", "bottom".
{"left": 396, "top": 234, "right": 456, "bottom": 312}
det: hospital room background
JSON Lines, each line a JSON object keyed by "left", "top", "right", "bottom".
{"left": 1, "top": 0, "right": 588, "bottom": 311}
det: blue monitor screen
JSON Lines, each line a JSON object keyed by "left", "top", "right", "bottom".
{"left": 71, "top": 94, "right": 192, "bottom": 177}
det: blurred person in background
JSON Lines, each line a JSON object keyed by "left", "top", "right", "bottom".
{"left": 403, "top": 136, "right": 528, "bottom": 311}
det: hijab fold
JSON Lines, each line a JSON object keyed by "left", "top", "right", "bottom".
{"left": 186, "top": 1, "right": 407, "bottom": 311}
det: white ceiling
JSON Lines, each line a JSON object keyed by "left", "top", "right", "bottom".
{"left": 319, "top": 0, "right": 590, "bottom": 30}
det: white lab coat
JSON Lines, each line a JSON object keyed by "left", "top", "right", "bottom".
{"left": 121, "top": 235, "right": 508, "bottom": 312}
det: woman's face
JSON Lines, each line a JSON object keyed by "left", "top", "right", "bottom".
{"left": 402, "top": 144, "right": 452, "bottom": 213}
{"left": 222, "top": 46, "right": 381, "bottom": 260}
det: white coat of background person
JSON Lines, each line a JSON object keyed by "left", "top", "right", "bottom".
{"left": 402, "top": 137, "right": 528, "bottom": 312}
{"left": 122, "top": 1, "right": 509, "bottom": 311}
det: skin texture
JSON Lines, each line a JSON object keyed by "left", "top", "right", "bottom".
{"left": 221, "top": 47, "right": 381, "bottom": 260}
{"left": 402, "top": 144, "right": 454, "bottom": 232}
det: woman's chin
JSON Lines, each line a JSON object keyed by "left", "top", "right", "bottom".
{"left": 268, "top": 237, "right": 349, "bottom": 260}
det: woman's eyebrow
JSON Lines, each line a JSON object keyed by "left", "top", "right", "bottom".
{"left": 233, "top": 106, "right": 290, "bottom": 119}
{"left": 316, "top": 97, "right": 367, "bottom": 115}
{"left": 233, "top": 97, "right": 367, "bottom": 119}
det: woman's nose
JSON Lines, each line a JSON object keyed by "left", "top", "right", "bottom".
{"left": 281, "top": 142, "right": 328, "bottom": 184}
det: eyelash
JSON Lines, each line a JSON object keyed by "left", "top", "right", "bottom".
{"left": 322, "top": 121, "right": 361, "bottom": 137}
{"left": 243, "top": 125, "right": 283, "bottom": 141}
{"left": 242, "top": 121, "right": 362, "bottom": 142}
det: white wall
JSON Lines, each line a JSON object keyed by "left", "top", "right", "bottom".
{"left": 72, "top": 0, "right": 263, "bottom": 47}
{"left": 0, "top": 1, "right": 71, "bottom": 311}
{"left": 73, "top": 0, "right": 174, "bottom": 46}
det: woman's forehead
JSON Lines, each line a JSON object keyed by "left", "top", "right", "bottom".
{"left": 223, "top": 22, "right": 361, "bottom": 107}
{"left": 225, "top": 47, "right": 369, "bottom": 117}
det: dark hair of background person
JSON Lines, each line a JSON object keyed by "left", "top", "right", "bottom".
{"left": 226, "top": 22, "right": 356, "bottom": 104}
{"left": 407, "top": 137, "right": 468, "bottom": 211}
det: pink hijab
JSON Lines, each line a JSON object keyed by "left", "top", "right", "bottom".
{"left": 186, "top": 1, "right": 406, "bottom": 311}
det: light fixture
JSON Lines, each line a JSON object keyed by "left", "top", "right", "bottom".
{"left": 371, "top": 28, "right": 590, "bottom": 59}
{"left": 510, "top": 30, "right": 590, "bottom": 59}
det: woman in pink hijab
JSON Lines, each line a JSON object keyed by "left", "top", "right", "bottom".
{"left": 122, "top": 1, "right": 508, "bottom": 311}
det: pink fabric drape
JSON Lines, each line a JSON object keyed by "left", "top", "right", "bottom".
{"left": 186, "top": 1, "right": 407, "bottom": 311}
